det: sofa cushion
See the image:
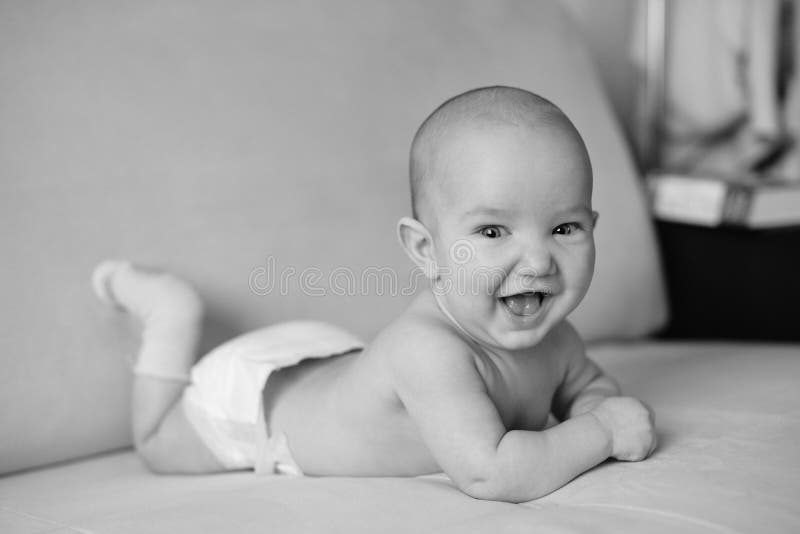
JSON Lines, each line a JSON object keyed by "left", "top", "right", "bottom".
{"left": 0, "top": 0, "right": 666, "bottom": 474}
{"left": 1, "top": 342, "right": 797, "bottom": 533}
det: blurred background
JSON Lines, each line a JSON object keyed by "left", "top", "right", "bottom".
{"left": 573, "top": 0, "right": 800, "bottom": 342}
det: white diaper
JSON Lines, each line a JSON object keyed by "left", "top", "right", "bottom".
{"left": 180, "top": 320, "right": 364, "bottom": 475}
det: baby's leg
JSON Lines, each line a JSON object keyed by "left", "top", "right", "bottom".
{"left": 93, "top": 261, "right": 224, "bottom": 474}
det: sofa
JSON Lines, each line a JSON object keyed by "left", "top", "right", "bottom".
{"left": 1, "top": 1, "right": 798, "bottom": 532}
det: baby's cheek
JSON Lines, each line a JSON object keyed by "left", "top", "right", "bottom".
{"left": 581, "top": 246, "right": 596, "bottom": 284}
{"left": 469, "top": 257, "right": 509, "bottom": 296}
{"left": 565, "top": 251, "right": 595, "bottom": 297}
{"left": 562, "top": 242, "right": 594, "bottom": 273}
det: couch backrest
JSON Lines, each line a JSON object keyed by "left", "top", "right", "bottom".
{"left": 0, "top": 0, "right": 666, "bottom": 474}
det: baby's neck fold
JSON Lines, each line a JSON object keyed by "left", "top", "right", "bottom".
{"left": 432, "top": 292, "right": 485, "bottom": 348}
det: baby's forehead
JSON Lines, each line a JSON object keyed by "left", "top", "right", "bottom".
{"left": 410, "top": 87, "right": 589, "bottom": 225}
{"left": 428, "top": 121, "right": 591, "bottom": 213}
{"left": 431, "top": 119, "right": 588, "bottom": 185}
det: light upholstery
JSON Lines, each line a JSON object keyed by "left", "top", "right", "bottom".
{"left": 0, "top": 0, "right": 665, "bottom": 474}
{"left": 1, "top": 342, "right": 798, "bottom": 533}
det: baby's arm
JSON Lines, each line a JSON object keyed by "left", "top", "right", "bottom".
{"left": 388, "top": 327, "right": 614, "bottom": 503}
{"left": 551, "top": 323, "right": 621, "bottom": 420}
{"left": 552, "top": 323, "right": 657, "bottom": 462}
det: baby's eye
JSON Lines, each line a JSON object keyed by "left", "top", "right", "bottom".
{"left": 553, "top": 222, "right": 582, "bottom": 236}
{"left": 478, "top": 225, "right": 504, "bottom": 239}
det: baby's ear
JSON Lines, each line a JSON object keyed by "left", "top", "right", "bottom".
{"left": 397, "top": 217, "right": 438, "bottom": 280}
{"left": 592, "top": 211, "right": 599, "bottom": 229}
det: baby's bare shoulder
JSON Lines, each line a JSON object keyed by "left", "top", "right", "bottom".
{"left": 368, "top": 305, "right": 476, "bottom": 379}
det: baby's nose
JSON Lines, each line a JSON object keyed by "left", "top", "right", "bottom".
{"left": 517, "top": 244, "right": 555, "bottom": 278}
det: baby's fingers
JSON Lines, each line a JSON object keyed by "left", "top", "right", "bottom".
{"left": 644, "top": 404, "right": 657, "bottom": 457}
{"left": 647, "top": 431, "right": 658, "bottom": 457}
{"left": 615, "top": 421, "right": 657, "bottom": 461}
{"left": 636, "top": 425, "right": 657, "bottom": 460}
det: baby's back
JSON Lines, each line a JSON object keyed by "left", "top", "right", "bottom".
{"left": 264, "top": 292, "right": 569, "bottom": 476}
{"left": 263, "top": 323, "right": 439, "bottom": 476}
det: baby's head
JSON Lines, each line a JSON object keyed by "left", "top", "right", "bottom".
{"left": 399, "top": 86, "right": 597, "bottom": 350}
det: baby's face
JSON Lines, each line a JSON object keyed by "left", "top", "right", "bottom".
{"left": 428, "top": 122, "right": 595, "bottom": 351}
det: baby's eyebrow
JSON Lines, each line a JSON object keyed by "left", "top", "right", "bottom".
{"left": 461, "top": 207, "right": 509, "bottom": 219}
{"left": 462, "top": 205, "right": 592, "bottom": 220}
{"left": 555, "top": 205, "right": 593, "bottom": 218}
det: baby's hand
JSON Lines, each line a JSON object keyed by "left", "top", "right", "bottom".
{"left": 591, "top": 397, "right": 656, "bottom": 461}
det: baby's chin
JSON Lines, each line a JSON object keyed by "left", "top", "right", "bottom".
{"left": 482, "top": 326, "right": 552, "bottom": 352}
{"left": 461, "top": 314, "right": 554, "bottom": 352}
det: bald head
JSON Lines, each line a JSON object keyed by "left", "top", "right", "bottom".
{"left": 409, "top": 86, "right": 587, "bottom": 226}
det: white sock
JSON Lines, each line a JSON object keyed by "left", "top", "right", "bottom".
{"left": 92, "top": 260, "right": 203, "bottom": 382}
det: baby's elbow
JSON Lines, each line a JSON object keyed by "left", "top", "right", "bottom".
{"left": 459, "top": 474, "right": 546, "bottom": 504}
{"left": 451, "top": 439, "right": 552, "bottom": 502}
{"left": 451, "top": 464, "right": 503, "bottom": 502}
{"left": 460, "top": 477, "right": 508, "bottom": 502}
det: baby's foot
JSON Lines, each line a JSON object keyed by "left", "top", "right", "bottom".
{"left": 91, "top": 260, "right": 204, "bottom": 326}
{"left": 92, "top": 260, "right": 203, "bottom": 381}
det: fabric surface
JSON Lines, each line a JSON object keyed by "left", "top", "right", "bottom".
{"left": 0, "top": 0, "right": 665, "bottom": 473}
{"left": 1, "top": 341, "right": 797, "bottom": 533}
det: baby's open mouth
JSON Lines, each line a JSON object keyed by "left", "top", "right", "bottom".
{"left": 500, "top": 292, "right": 547, "bottom": 316}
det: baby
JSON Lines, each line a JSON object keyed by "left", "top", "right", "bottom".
{"left": 92, "top": 86, "right": 656, "bottom": 503}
